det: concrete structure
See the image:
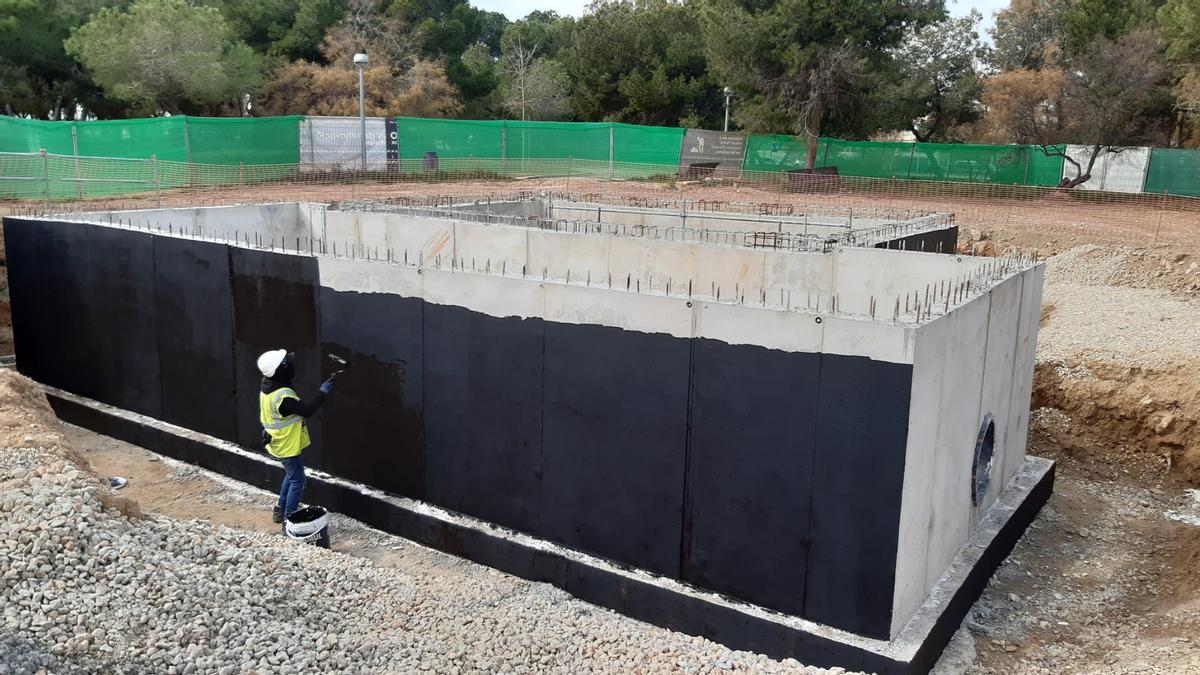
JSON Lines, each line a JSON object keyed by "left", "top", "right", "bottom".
{"left": 3, "top": 201, "right": 1049, "bottom": 673}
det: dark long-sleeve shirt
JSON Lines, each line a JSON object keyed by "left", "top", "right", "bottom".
{"left": 261, "top": 378, "right": 326, "bottom": 418}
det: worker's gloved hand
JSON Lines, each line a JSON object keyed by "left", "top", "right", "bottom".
{"left": 319, "top": 377, "right": 335, "bottom": 394}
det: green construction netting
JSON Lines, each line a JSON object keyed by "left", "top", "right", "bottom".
{"left": 820, "top": 139, "right": 1065, "bottom": 186}
{"left": 73, "top": 117, "right": 188, "bottom": 161}
{"left": 743, "top": 135, "right": 1065, "bottom": 186}
{"left": 742, "top": 134, "right": 810, "bottom": 173}
{"left": 395, "top": 118, "right": 684, "bottom": 177}
{"left": 396, "top": 117, "right": 504, "bottom": 164}
{"left": 1143, "top": 148, "right": 1200, "bottom": 197}
{"left": 0, "top": 116, "right": 74, "bottom": 155}
{"left": 0, "top": 115, "right": 302, "bottom": 198}
{"left": 186, "top": 116, "right": 301, "bottom": 165}
{"left": 611, "top": 123, "right": 685, "bottom": 176}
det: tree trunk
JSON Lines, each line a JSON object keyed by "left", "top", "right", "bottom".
{"left": 805, "top": 103, "right": 822, "bottom": 171}
{"left": 1060, "top": 144, "right": 1103, "bottom": 189}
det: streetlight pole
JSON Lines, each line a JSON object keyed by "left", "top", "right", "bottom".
{"left": 353, "top": 52, "right": 369, "bottom": 171}
{"left": 723, "top": 86, "right": 733, "bottom": 132}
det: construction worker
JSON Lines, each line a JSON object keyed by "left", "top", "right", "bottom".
{"left": 257, "top": 349, "right": 335, "bottom": 527}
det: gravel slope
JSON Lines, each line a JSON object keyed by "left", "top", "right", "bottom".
{"left": 0, "top": 371, "right": 858, "bottom": 675}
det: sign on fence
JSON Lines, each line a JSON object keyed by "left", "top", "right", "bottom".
{"left": 300, "top": 116, "right": 389, "bottom": 171}
{"left": 678, "top": 130, "right": 746, "bottom": 178}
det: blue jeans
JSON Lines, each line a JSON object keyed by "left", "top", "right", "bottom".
{"left": 277, "top": 455, "right": 305, "bottom": 518}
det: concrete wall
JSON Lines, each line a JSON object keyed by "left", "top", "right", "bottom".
{"left": 19, "top": 207, "right": 1041, "bottom": 641}
{"left": 889, "top": 264, "right": 1043, "bottom": 637}
{"left": 314, "top": 210, "right": 986, "bottom": 319}
{"left": 450, "top": 199, "right": 547, "bottom": 218}
{"left": 1063, "top": 145, "right": 1151, "bottom": 193}
{"left": 315, "top": 253, "right": 915, "bottom": 638}
{"left": 549, "top": 202, "right": 861, "bottom": 238}
{"left": 101, "top": 203, "right": 308, "bottom": 244}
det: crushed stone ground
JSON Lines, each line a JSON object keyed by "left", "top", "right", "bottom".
{"left": 0, "top": 370, "right": 856, "bottom": 675}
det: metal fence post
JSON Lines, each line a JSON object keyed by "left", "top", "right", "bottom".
{"left": 501, "top": 126, "right": 507, "bottom": 174}
{"left": 40, "top": 149, "right": 49, "bottom": 210}
{"left": 70, "top": 124, "right": 83, "bottom": 200}
{"left": 152, "top": 154, "right": 161, "bottom": 208}
{"left": 608, "top": 125, "right": 614, "bottom": 180}
{"left": 183, "top": 116, "right": 194, "bottom": 188}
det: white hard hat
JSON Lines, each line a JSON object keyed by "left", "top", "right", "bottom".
{"left": 257, "top": 349, "right": 288, "bottom": 377}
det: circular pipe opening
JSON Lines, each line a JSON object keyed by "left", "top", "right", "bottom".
{"left": 972, "top": 414, "right": 996, "bottom": 507}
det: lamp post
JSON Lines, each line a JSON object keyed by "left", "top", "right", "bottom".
{"left": 353, "top": 52, "right": 369, "bottom": 171}
{"left": 723, "top": 86, "right": 733, "bottom": 132}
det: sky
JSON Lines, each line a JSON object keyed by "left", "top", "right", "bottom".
{"left": 471, "top": 0, "right": 1012, "bottom": 34}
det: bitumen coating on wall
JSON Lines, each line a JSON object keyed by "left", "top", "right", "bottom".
{"left": 4, "top": 203, "right": 1045, "bottom": 664}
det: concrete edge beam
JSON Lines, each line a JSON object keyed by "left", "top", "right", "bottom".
{"left": 44, "top": 385, "right": 1055, "bottom": 675}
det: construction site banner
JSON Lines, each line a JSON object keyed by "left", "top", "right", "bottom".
{"left": 1143, "top": 147, "right": 1200, "bottom": 196}
{"left": 742, "top": 134, "right": 1066, "bottom": 187}
{"left": 300, "top": 116, "right": 390, "bottom": 171}
{"left": 1061, "top": 145, "right": 1150, "bottom": 193}
{"left": 820, "top": 138, "right": 1066, "bottom": 186}
{"left": 678, "top": 129, "right": 746, "bottom": 177}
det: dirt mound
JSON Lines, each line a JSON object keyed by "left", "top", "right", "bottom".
{"left": 1033, "top": 359, "right": 1200, "bottom": 484}
{"left": 0, "top": 369, "right": 68, "bottom": 450}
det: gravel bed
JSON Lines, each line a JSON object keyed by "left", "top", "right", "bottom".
{"left": 1, "top": 441, "right": 862, "bottom": 674}
{"left": 1037, "top": 245, "right": 1200, "bottom": 370}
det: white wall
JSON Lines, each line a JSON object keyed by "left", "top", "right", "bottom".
{"left": 1062, "top": 145, "right": 1151, "bottom": 193}
{"left": 889, "top": 264, "right": 1043, "bottom": 637}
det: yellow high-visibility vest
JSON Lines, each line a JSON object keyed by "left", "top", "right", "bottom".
{"left": 259, "top": 387, "right": 310, "bottom": 459}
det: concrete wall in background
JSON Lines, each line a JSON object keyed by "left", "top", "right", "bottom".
{"left": 1062, "top": 145, "right": 1151, "bottom": 194}
{"left": 548, "top": 202, "right": 859, "bottom": 237}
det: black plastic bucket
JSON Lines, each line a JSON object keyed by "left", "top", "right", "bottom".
{"left": 284, "top": 505, "right": 331, "bottom": 549}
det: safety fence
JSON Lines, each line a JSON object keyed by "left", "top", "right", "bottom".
{"left": 5, "top": 114, "right": 1200, "bottom": 197}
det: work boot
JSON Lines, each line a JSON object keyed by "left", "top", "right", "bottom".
{"left": 272, "top": 505, "right": 284, "bottom": 524}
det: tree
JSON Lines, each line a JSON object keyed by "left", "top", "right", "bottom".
{"left": 501, "top": 11, "right": 574, "bottom": 59}
{"left": 64, "top": 0, "right": 264, "bottom": 115}
{"left": 990, "top": 0, "right": 1070, "bottom": 71}
{"left": 258, "top": 3, "right": 462, "bottom": 118}
{"left": 260, "top": 57, "right": 461, "bottom": 118}
{"left": 1054, "top": 30, "right": 1171, "bottom": 185}
{"left": 884, "top": 11, "right": 990, "bottom": 142}
{"left": 977, "top": 67, "right": 1067, "bottom": 144}
{"left": 457, "top": 42, "right": 500, "bottom": 117}
{"left": 498, "top": 39, "right": 569, "bottom": 120}
{"left": 1061, "top": 0, "right": 1157, "bottom": 56}
{"left": 0, "top": 0, "right": 132, "bottom": 118}
{"left": 699, "top": 0, "right": 944, "bottom": 168}
{"left": 333, "top": 0, "right": 419, "bottom": 71}
{"left": 202, "top": 0, "right": 348, "bottom": 62}
{"left": 979, "top": 30, "right": 1171, "bottom": 187}
{"left": 562, "top": 0, "right": 718, "bottom": 127}
{"left": 1160, "top": 0, "right": 1200, "bottom": 64}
